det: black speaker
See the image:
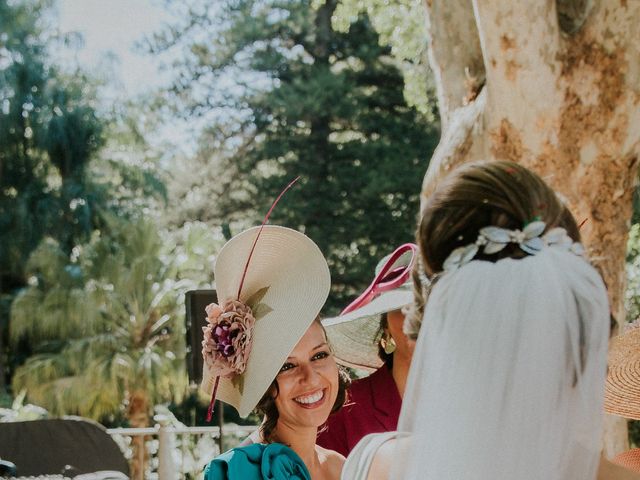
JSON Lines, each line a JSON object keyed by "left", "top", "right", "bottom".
{"left": 185, "top": 289, "right": 217, "bottom": 384}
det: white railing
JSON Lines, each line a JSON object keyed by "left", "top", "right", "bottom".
{"left": 107, "top": 421, "right": 257, "bottom": 480}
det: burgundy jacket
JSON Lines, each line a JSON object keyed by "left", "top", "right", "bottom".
{"left": 316, "top": 366, "right": 401, "bottom": 457}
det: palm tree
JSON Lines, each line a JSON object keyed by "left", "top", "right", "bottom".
{"left": 9, "top": 216, "right": 207, "bottom": 478}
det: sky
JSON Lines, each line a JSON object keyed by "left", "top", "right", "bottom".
{"left": 54, "top": 0, "right": 199, "bottom": 154}
{"left": 56, "top": 0, "right": 171, "bottom": 97}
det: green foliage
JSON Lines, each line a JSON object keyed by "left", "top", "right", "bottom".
{"left": 625, "top": 224, "right": 640, "bottom": 323}
{"left": 328, "top": 0, "right": 434, "bottom": 115}
{"left": 630, "top": 420, "right": 640, "bottom": 448}
{"left": 625, "top": 225, "right": 640, "bottom": 447}
{"left": 632, "top": 187, "right": 640, "bottom": 227}
{"left": 0, "top": 0, "right": 166, "bottom": 288}
{"left": 10, "top": 216, "right": 193, "bottom": 422}
{"left": 0, "top": 0, "right": 167, "bottom": 394}
{"left": 93, "top": 105, "right": 169, "bottom": 217}
{"left": 153, "top": 0, "right": 439, "bottom": 312}
{"left": 0, "top": 0, "right": 103, "bottom": 275}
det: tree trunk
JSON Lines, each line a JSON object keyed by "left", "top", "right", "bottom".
{"left": 127, "top": 390, "right": 150, "bottom": 480}
{"left": 421, "top": 0, "right": 639, "bottom": 456}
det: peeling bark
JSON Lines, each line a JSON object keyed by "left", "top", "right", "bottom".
{"left": 421, "top": 0, "right": 640, "bottom": 456}
{"left": 421, "top": 88, "right": 487, "bottom": 201}
{"left": 422, "top": 0, "right": 485, "bottom": 130}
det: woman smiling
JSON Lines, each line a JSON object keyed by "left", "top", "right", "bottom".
{"left": 201, "top": 224, "right": 348, "bottom": 480}
{"left": 253, "top": 319, "right": 349, "bottom": 479}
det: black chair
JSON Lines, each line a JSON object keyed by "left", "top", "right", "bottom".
{"left": 0, "top": 417, "right": 129, "bottom": 477}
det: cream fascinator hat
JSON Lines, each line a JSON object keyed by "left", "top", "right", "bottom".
{"left": 323, "top": 244, "right": 417, "bottom": 371}
{"left": 200, "top": 182, "right": 330, "bottom": 418}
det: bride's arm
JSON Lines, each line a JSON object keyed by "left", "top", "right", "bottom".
{"left": 366, "top": 438, "right": 395, "bottom": 480}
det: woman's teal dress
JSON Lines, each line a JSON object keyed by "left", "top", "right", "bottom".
{"left": 204, "top": 442, "right": 311, "bottom": 480}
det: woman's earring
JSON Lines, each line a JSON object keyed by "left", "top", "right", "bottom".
{"left": 380, "top": 332, "right": 396, "bottom": 354}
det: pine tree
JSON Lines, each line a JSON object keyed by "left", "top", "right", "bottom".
{"left": 0, "top": 0, "right": 103, "bottom": 389}
{"left": 10, "top": 216, "right": 195, "bottom": 478}
{"left": 153, "top": 0, "right": 439, "bottom": 311}
{"left": 0, "top": 0, "right": 165, "bottom": 390}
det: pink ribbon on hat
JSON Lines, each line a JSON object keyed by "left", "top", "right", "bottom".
{"left": 341, "top": 243, "right": 418, "bottom": 315}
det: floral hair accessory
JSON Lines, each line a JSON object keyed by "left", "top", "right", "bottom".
{"left": 442, "top": 221, "right": 585, "bottom": 273}
{"left": 201, "top": 178, "right": 298, "bottom": 422}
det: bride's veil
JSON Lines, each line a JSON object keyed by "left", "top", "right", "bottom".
{"left": 391, "top": 247, "right": 609, "bottom": 479}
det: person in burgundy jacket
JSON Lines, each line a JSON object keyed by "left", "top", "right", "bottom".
{"left": 316, "top": 244, "right": 418, "bottom": 456}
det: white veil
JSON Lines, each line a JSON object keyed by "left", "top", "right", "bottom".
{"left": 391, "top": 247, "right": 609, "bottom": 480}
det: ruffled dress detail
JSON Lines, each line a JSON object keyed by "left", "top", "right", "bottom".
{"left": 204, "top": 443, "right": 311, "bottom": 480}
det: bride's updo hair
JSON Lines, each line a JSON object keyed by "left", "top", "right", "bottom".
{"left": 395, "top": 160, "right": 609, "bottom": 480}
{"left": 419, "top": 160, "right": 580, "bottom": 276}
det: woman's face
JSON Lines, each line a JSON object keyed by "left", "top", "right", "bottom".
{"left": 273, "top": 321, "right": 339, "bottom": 430}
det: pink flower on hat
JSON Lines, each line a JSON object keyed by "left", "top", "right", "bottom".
{"left": 202, "top": 299, "right": 256, "bottom": 378}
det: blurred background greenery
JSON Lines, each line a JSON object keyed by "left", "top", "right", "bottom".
{"left": 0, "top": 0, "right": 637, "bottom": 451}
{"left": 0, "top": 0, "right": 439, "bottom": 430}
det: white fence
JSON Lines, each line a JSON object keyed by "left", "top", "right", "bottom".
{"left": 107, "top": 422, "right": 256, "bottom": 480}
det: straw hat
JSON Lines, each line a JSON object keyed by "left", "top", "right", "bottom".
{"left": 604, "top": 323, "right": 640, "bottom": 421}
{"left": 323, "top": 245, "right": 416, "bottom": 371}
{"left": 200, "top": 225, "right": 330, "bottom": 417}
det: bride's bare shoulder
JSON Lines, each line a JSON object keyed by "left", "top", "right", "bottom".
{"left": 317, "top": 445, "right": 346, "bottom": 477}
{"left": 367, "top": 435, "right": 413, "bottom": 480}
{"left": 365, "top": 437, "right": 396, "bottom": 480}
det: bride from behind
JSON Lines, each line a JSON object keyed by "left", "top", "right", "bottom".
{"left": 344, "top": 160, "right": 611, "bottom": 480}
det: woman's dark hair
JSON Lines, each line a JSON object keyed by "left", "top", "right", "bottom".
{"left": 254, "top": 318, "right": 351, "bottom": 443}
{"left": 407, "top": 160, "right": 582, "bottom": 340}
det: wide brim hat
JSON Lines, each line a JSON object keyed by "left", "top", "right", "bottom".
{"left": 604, "top": 324, "right": 640, "bottom": 421}
{"left": 323, "top": 245, "right": 416, "bottom": 371}
{"left": 200, "top": 225, "right": 330, "bottom": 417}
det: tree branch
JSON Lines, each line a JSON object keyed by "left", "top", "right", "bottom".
{"left": 423, "top": 0, "right": 484, "bottom": 131}
{"left": 471, "top": 0, "right": 562, "bottom": 127}
{"left": 421, "top": 87, "right": 487, "bottom": 206}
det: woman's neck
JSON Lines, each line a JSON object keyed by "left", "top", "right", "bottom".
{"left": 392, "top": 351, "right": 412, "bottom": 398}
{"left": 274, "top": 420, "right": 319, "bottom": 470}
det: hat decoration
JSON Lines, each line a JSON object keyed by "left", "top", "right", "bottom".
{"left": 323, "top": 243, "right": 417, "bottom": 371}
{"left": 201, "top": 177, "right": 299, "bottom": 422}
{"left": 341, "top": 243, "right": 417, "bottom": 315}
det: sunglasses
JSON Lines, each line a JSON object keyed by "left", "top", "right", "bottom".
{"left": 341, "top": 243, "right": 418, "bottom": 315}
